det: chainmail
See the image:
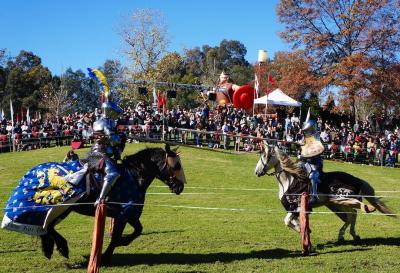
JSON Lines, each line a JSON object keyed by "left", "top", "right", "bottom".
{"left": 80, "top": 151, "right": 106, "bottom": 171}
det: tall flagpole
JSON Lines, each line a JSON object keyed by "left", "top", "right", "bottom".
{"left": 9, "top": 97, "right": 15, "bottom": 151}
{"left": 255, "top": 50, "right": 267, "bottom": 118}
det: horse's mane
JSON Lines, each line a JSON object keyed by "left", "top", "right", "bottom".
{"left": 123, "top": 147, "right": 165, "bottom": 165}
{"left": 275, "top": 148, "right": 307, "bottom": 181}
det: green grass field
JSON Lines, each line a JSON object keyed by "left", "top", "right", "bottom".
{"left": 0, "top": 143, "right": 399, "bottom": 273}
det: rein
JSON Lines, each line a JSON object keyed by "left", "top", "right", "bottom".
{"left": 161, "top": 153, "right": 180, "bottom": 185}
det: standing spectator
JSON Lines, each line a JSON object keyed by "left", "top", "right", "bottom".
{"left": 353, "top": 120, "right": 360, "bottom": 134}
{"left": 222, "top": 120, "right": 231, "bottom": 149}
{"left": 284, "top": 114, "right": 292, "bottom": 135}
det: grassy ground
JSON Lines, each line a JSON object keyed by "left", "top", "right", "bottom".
{"left": 0, "top": 143, "right": 399, "bottom": 273}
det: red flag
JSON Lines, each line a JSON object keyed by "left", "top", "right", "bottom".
{"left": 161, "top": 95, "right": 166, "bottom": 114}
{"left": 100, "top": 94, "right": 104, "bottom": 104}
{"left": 21, "top": 108, "right": 24, "bottom": 122}
{"left": 16, "top": 113, "right": 20, "bottom": 124}
{"left": 157, "top": 92, "right": 162, "bottom": 108}
{"left": 157, "top": 92, "right": 167, "bottom": 113}
{"left": 268, "top": 75, "right": 277, "bottom": 87}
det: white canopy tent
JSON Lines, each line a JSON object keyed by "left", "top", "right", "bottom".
{"left": 254, "top": 88, "right": 302, "bottom": 107}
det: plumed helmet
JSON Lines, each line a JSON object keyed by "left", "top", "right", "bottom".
{"left": 302, "top": 119, "right": 317, "bottom": 135}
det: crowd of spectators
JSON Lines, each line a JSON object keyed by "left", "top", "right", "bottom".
{"left": 0, "top": 112, "right": 97, "bottom": 151}
{"left": 0, "top": 101, "right": 399, "bottom": 167}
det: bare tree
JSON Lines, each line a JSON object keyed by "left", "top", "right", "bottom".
{"left": 41, "top": 77, "right": 70, "bottom": 118}
{"left": 119, "top": 9, "right": 169, "bottom": 80}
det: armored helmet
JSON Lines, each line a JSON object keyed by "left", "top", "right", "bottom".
{"left": 302, "top": 119, "right": 317, "bottom": 136}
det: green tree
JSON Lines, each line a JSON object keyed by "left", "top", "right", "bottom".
{"left": 63, "top": 68, "right": 100, "bottom": 113}
{"left": 2, "top": 50, "right": 52, "bottom": 116}
{"left": 183, "top": 40, "right": 253, "bottom": 86}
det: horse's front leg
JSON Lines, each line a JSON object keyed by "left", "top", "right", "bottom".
{"left": 284, "top": 212, "right": 300, "bottom": 232}
{"left": 119, "top": 218, "right": 143, "bottom": 246}
{"left": 40, "top": 234, "right": 55, "bottom": 259}
{"left": 102, "top": 218, "right": 127, "bottom": 265}
{"left": 40, "top": 225, "right": 69, "bottom": 259}
{"left": 49, "top": 225, "right": 69, "bottom": 258}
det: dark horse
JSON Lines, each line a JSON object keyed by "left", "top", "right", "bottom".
{"left": 39, "top": 144, "right": 186, "bottom": 263}
{"left": 255, "top": 144, "right": 395, "bottom": 242}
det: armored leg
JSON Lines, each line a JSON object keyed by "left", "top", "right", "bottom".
{"left": 95, "top": 159, "right": 120, "bottom": 206}
{"left": 303, "top": 160, "right": 320, "bottom": 206}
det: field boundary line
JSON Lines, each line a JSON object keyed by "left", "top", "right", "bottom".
{"left": 2, "top": 201, "right": 399, "bottom": 217}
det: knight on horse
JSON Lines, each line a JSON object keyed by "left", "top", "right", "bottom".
{"left": 299, "top": 113, "right": 325, "bottom": 205}
{"left": 90, "top": 92, "right": 125, "bottom": 205}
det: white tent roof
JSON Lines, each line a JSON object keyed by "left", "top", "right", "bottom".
{"left": 254, "top": 88, "right": 302, "bottom": 107}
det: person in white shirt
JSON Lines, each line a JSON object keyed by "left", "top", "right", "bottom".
{"left": 291, "top": 113, "right": 300, "bottom": 125}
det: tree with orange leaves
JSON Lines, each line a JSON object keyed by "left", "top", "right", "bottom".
{"left": 268, "top": 51, "right": 319, "bottom": 101}
{"left": 277, "top": 0, "right": 400, "bottom": 120}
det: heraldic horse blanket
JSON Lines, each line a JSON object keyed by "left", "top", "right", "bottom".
{"left": 2, "top": 161, "right": 88, "bottom": 235}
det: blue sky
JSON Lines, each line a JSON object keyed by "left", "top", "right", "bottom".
{"left": 1, "top": 0, "right": 290, "bottom": 75}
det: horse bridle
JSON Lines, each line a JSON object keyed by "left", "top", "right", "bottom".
{"left": 259, "top": 147, "right": 277, "bottom": 176}
{"left": 161, "top": 153, "right": 182, "bottom": 186}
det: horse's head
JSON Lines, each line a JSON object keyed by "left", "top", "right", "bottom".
{"left": 157, "top": 144, "right": 186, "bottom": 195}
{"left": 255, "top": 143, "right": 279, "bottom": 177}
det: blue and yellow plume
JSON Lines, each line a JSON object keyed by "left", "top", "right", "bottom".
{"left": 87, "top": 68, "right": 109, "bottom": 97}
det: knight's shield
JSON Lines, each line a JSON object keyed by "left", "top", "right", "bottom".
{"left": 301, "top": 136, "right": 324, "bottom": 158}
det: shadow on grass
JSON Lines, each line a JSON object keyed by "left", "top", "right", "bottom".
{"left": 67, "top": 244, "right": 382, "bottom": 269}
{"left": 141, "top": 229, "right": 185, "bottom": 236}
{"left": 0, "top": 248, "right": 36, "bottom": 254}
{"left": 316, "top": 237, "right": 400, "bottom": 250}
{"left": 67, "top": 248, "right": 297, "bottom": 268}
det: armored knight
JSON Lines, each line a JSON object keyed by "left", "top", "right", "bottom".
{"left": 300, "top": 116, "right": 325, "bottom": 205}
{"left": 92, "top": 96, "right": 124, "bottom": 206}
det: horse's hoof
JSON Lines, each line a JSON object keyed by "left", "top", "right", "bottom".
{"left": 336, "top": 238, "right": 345, "bottom": 244}
{"left": 57, "top": 246, "right": 69, "bottom": 259}
{"left": 353, "top": 236, "right": 361, "bottom": 243}
{"left": 43, "top": 250, "right": 53, "bottom": 259}
{"left": 41, "top": 235, "right": 54, "bottom": 259}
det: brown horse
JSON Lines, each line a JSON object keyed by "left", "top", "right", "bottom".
{"left": 3, "top": 144, "right": 186, "bottom": 264}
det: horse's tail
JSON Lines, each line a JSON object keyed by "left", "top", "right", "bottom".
{"left": 360, "top": 181, "right": 396, "bottom": 218}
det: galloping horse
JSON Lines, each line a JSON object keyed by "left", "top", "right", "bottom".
{"left": 254, "top": 144, "right": 395, "bottom": 242}
{"left": 2, "top": 144, "right": 186, "bottom": 263}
